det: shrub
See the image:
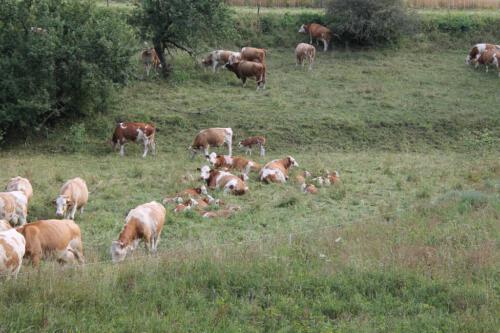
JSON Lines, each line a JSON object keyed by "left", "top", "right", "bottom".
{"left": 326, "top": 0, "right": 417, "bottom": 46}
{"left": 0, "top": 0, "right": 136, "bottom": 140}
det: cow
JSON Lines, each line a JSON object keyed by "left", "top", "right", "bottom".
{"left": 238, "top": 136, "right": 266, "bottom": 156}
{"left": 0, "top": 191, "right": 28, "bottom": 226}
{"left": 225, "top": 60, "right": 266, "bottom": 90}
{"left": 16, "top": 219, "right": 84, "bottom": 268}
{"left": 301, "top": 183, "right": 318, "bottom": 194}
{"left": 189, "top": 128, "right": 233, "bottom": 159}
{"left": 110, "top": 201, "right": 166, "bottom": 263}
{"left": 295, "top": 43, "right": 316, "bottom": 70}
{"left": 208, "top": 152, "right": 260, "bottom": 176}
{"left": 201, "top": 205, "right": 240, "bottom": 219}
{"left": 230, "top": 47, "right": 266, "bottom": 64}
{"left": 0, "top": 228, "right": 26, "bottom": 278}
{"left": 54, "top": 177, "right": 89, "bottom": 220}
{"left": 112, "top": 122, "right": 157, "bottom": 158}
{"left": 295, "top": 170, "right": 312, "bottom": 185}
{"left": 259, "top": 156, "right": 299, "bottom": 183}
{"left": 200, "top": 165, "right": 248, "bottom": 195}
{"left": 201, "top": 50, "right": 239, "bottom": 72}
{"left": 298, "top": 23, "right": 332, "bottom": 52}
{"left": 141, "top": 47, "right": 161, "bottom": 76}
{"left": 5, "top": 177, "right": 33, "bottom": 203}
{"left": 465, "top": 43, "right": 500, "bottom": 67}
{"left": 163, "top": 185, "right": 208, "bottom": 204}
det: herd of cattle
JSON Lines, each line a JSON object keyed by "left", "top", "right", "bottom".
{"left": 141, "top": 22, "right": 333, "bottom": 88}
{"left": 0, "top": 121, "right": 341, "bottom": 278}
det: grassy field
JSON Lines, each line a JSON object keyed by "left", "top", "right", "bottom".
{"left": 0, "top": 43, "right": 499, "bottom": 330}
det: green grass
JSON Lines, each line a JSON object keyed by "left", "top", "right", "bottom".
{"left": 0, "top": 43, "right": 499, "bottom": 331}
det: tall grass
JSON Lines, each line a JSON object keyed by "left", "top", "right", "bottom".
{"left": 224, "top": 0, "right": 500, "bottom": 8}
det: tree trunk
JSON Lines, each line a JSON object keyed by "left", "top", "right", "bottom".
{"left": 154, "top": 41, "right": 171, "bottom": 78}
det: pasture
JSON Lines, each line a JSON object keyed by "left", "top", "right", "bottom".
{"left": 1, "top": 43, "right": 499, "bottom": 331}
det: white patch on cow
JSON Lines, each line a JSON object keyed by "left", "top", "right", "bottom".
{"left": 260, "top": 168, "right": 286, "bottom": 183}
{"left": 223, "top": 155, "right": 233, "bottom": 165}
{"left": 298, "top": 24, "right": 306, "bottom": 33}
{"left": 208, "top": 152, "right": 217, "bottom": 165}
{"left": 120, "top": 122, "right": 126, "bottom": 129}
{"left": 200, "top": 165, "right": 211, "bottom": 180}
{"left": 0, "top": 229, "right": 25, "bottom": 277}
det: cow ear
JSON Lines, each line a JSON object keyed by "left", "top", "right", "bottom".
{"left": 196, "top": 167, "right": 201, "bottom": 171}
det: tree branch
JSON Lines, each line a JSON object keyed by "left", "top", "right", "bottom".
{"left": 165, "top": 39, "right": 194, "bottom": 56}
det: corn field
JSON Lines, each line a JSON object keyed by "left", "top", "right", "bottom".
{"left": 225, "top": 0, "right": 500, "bottom": 9}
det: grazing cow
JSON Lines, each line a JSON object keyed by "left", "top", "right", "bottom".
{"left": 259, "top": 156, "right": 299, "bottom": 183}
{"left": 141, "top": 47, "right": 161, "bottom": 76}
{"left": 163, "top": 185, "right": 208, "bottom": 204}
{"left": 0, "top": 191, "right": 28, "bottom": 226}
{"left": 201, "top": 50, "right": 239, "bottom": 72}
{"left": 112, "top": 122, "right": 157, "bottom": 158}
{"left": 208, "top": 152, "right": 260, "bottom": 176}
{"left": 225, "top": 60, "right": 266, "bottom": 90}
{"left": 5, "top": 177, "right": 33, "bottom": 203}
{"left": 189, "top": 128, "right": 233, "bottom": 159}
{"left": 16, "top": 219, "right": 84, "bottom": 268}
{"left": 295, "top": 43, "right": 316, "bottom": 70}
{"left": 228, "top": 47, "right": 267, "bottom": 65}
{"left": 476, "top": 49, "right": 500, "bottom": 73}
{"left": 0, "top": 228, "right": 26, "bottom": 278}
{"left": 55, "top": 177, "right": 89, "bottom": 220}
{"left": 465, "top": 43, "right": 500, "bottom": 66}
{"left": 238, "top": 136, "right": 266, "bottom": 156}
{"left": 110, "top": 201, "right": 166, "bottom": 263}
{"left": 298, "top": 23, "right": 332, "bottom": 52}
{"left": 200, "top": 166, "right": 248, "bottom": 195}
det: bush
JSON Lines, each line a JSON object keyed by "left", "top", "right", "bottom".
{"left": 0, "top": 0, "right": 136, "bottom": 140}
{"left": 326, "top": 0, "right": 417, "bottom": 46}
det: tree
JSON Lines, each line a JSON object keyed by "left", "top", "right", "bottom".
{"left": 132, "top": 0, "right": 234, "bottom": 77}
{"left": 0, "top": 0, "right": 136, "bottom": 139}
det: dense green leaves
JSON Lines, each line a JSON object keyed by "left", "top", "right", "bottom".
{"left": 0, "top": 0, "right": 135, "bottom": 139}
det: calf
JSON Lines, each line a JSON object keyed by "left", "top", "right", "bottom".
{"left": 0, "top": 228, "right": 26, "bottom": 278}
{"left": 202, "top": 50, "right": 238, "bottom": 72}
{"left": 298, "top": 23, "right": 332, "bottom": 52}
{"left": 163, "top": 185, "right": 208, "bottom": 204}
{"left": 238, "top": 136, "right": 266, "bottom": 156}
{"left": 189, "top": 128, "right": 233, "bottom": 159}
{"left": 141, "top": 47, "right": 161, "bottom": 76}
{"left": 16, "top": 219, "right": 84, "bottom": 268}
{"left": 295, "top": 43, "right": 316, "bottom": 70}
{"left": 55, "top": 177, "right": 89, "bottom": 220}
{"left": 295, "top": 170, "right": 312, "bottom": 185}
{"left": 225, "top": 60, "right": 266, "bottom": 90}
{"left": 200, "top": 166, "right": 248, "bottom": 195}
{"left": 111, "top": 201, "right": 166, "bottom": 263}
{"left": 5, "top": 177, "right": 33, "bottom": 202}
{"left": 208, "top": 152, "right": 260, "bottom": 176}
{"left": 112, "top": 122, "right": 156, "bottom": 158}
{"left": 259, "top": 156, "right": 299, "bottom": 183}
{"left": 0, "top": 191, "right": 28, "bottom": 226}
{"left": 301, "top": 183, "right": 318, "bottom": 194}
{"left": 465, "top": 43, "right": 500, "bottom": 66}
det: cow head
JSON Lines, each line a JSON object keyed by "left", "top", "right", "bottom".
{"left": 228, "top": 52, "right": 241, "bottom": 65}
{"left": 208, "top": 152, "right": 218, "bottom": 165}
{"left": 200, "top": 185, "right": 208, "bottom": 195}
{"left": 298, "top": 24, "right": 309, "bottom": 33}
{"left": 200, "top": 165, "right": 212, "bottom": 181}
{"left": 287, "top": 156, "right": 299, "bottom": 168}
{"left": 201, "top": 53, "right": 213, "bottom": 66}
{"left": 110, "top": 241, "right": 128, "bottom": 263}
{"left": 55, "top": 195, "right": 73, "bottom": 217}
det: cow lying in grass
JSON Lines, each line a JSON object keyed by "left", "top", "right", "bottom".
{"left": 260, "top": 156, "right": 299, "bottom": 184}
{"left": 200, "top": 166, "right": 248, "bottom": 195}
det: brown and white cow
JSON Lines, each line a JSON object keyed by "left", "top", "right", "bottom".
{"left": 235, "top": 47, "right": 266, "bottom": 64}
{"left": 189, "top": 128, "right": 233, "bottom": 159}
{"left": 5, "top": 177, "right": 33, "bottom": 203}
{"left": 201, "top": 50, "right": 239, "bottom": 72}
{"left": 112, "top": 122, "right": 156, "bottom": 158}
{"left": 111, "top": 201, "right": 166, "bottom": 263}
{"left": 208, "top": 152, "right": 260, "bottom": 176}
{"left": 163, "top": 185, "right": 208, "bottom": 204}
{"left": 0, "top": 228, "right": 26, "bottom": 278}
{"left": 465, "top": 43, "right": 500, "bottom": 67}
{"left": 259, "top": 156, "right": 299, "bottom": 183}
{"left": 141, "top": 47, "right": 161, "bottom": 76}
{"left": 298, "top": 23, "right": 332, "bottom": 52}
{"left": 0, "top": 191, "right": 28, "bottom": 226}
{"left": 295, "top": 43, "right": 316, "bottom": 70}
{"left": 55, "top": 177, "right": 89, "bottom": 220}
{"left": 16, "top": 219, "right": 84, "bottom": 268}
{"left": 301, "top": 183, "right": 318, "bottom": 194}
{"left": 238, "top": 136, "right": 266, "bottom": 156}
{"left": 225, "top": 60, "right": 266, "bottom": 90}
{"left": 200, "top": 165, "right": 248, "bottom": 195}
{"left": 295, "top": 170, "right": 312, "bottom": 185}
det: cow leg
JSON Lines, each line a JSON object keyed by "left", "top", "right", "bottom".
{"left": 145, "top": 64, "right": 151, "bottom": 77}
{"left": 241, "top": 77, "right": 247, "bottom": 87}
{"left": 485, "top": 65, "right": 489, "bottom": 73}
{"left": 70, "top": 205, "right": 77, "bottom": 220}
{"left": 142, "top": 138, "right": 149, "bottom": 158}
{"left": 259, "top": 144, "right": 266, "bottom": 157}
{"left": 80, "top": 206, "right": 84, "bottom": 215}
{"left": 322, "top": 39, "right": 328, "bottom": 52}
{"left": 203, "top": 147, "right": 209, "bottom": 159}
{"left": 119, "top": 144, "right": 125, "bottom": 157}
{"left": 149, "top": 139, "right": 157, "bottom": 156}
{"left": 212, "top": 62, "right": 217, "bottom": 73}
{"left": 225, "top": 136, "right": 232, "bottom": 157}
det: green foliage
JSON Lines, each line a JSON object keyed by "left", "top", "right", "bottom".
{"left": 132, "top": 0, "right": 235, "bottom": 75}
{"left": 326, "top": 0, "right": 417, "bottom": 45}
{"left": 0, "top": 0, "right": 136, "bottom": 139}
